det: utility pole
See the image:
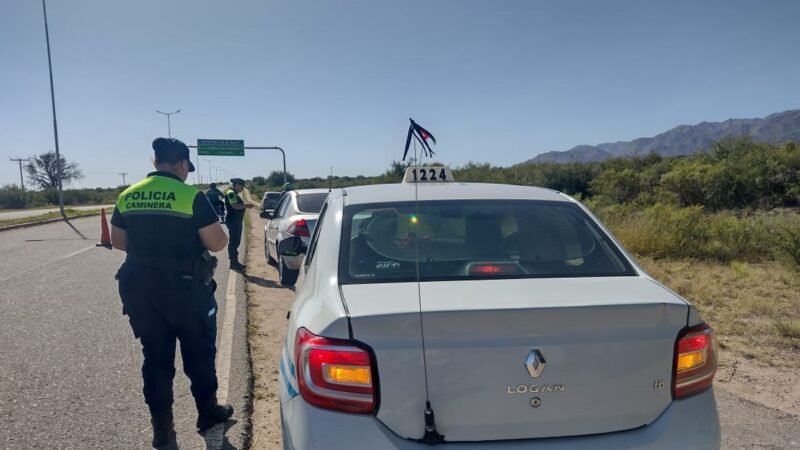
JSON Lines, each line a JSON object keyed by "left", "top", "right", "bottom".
{"left": 118, "top": 172, "right": 128, "bottom": 186}
{"left": 156, "top": 109, "right": 181, "bottom": 138}
{"left": 9, "top": 158, "right": 27, "bottom": 191}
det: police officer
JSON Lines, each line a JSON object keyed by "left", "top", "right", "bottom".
{"left": 224, "top": 178, "right": 256, "bottom": 271}
{"left": 205, "top": 182, "right": 225, "bottom": 222}
{"left": 110, "top": 138, "right": 233, "bottom": 447}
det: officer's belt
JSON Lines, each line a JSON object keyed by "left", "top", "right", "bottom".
{"left": 125, "top": 254, "right": 195, "bottom": 274}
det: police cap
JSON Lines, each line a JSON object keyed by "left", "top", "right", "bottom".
{"left": 153, "top": 137, "right": 195, "bottom": 172}
{"left": 230, "top": 178, "right": 246, "bottom": 186}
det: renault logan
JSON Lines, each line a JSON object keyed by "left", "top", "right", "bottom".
{"left": 276, "top": 167, "right": 720, "bottom": 450}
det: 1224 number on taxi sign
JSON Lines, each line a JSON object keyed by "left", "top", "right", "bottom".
{"left": 403, "top": 166, "right": 455, "bottom": 183}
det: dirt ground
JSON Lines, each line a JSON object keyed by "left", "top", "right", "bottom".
{"left": 639, "top": 257, "right": 800, "bottom": 416}
{"left": 244, "top": 210, "right": 290, "bottom": 450}
{"left": 243, "top": 211, "right": 799, "bottom": 449}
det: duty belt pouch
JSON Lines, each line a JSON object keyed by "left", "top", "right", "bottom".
{"left": 193, "top": 251, "right": 218, "bottom": 285}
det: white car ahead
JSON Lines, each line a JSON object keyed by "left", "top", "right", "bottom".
{"left": 276, "top": 167, "right": 720, "bottom": 450}
{"left": 263, "top": 189, "right": 329, "bottom": 286}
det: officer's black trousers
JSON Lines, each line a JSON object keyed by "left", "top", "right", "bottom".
{"left": 226, "top": 219, "right": 243, "bottom": 264}
{"left": 117, "top": 263, "right": 219, "bottom": 415}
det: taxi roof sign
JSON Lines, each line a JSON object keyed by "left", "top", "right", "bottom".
{"left": 402, "top": 166, "right": 455, "bottom": 183}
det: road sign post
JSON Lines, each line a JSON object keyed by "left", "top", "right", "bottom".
{"left": 189, "top": 141, "right": 287, "bottom": 186}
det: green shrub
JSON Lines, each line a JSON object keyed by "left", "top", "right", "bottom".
{"left": 594, "top": 203, "right": 795, "bottom": 263}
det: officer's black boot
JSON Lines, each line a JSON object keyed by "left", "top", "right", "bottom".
{"left": 195, "top": 396, "right": 234, "bottom": 432}
{"left": 150, "top": 409, "right": 176, "bottom": 448}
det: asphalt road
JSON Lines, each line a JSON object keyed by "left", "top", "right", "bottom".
{"left": 0, "top": 205, "right": 115, "bottom": 221}
{"left": 0, "top": 216, "right": 251, "bottom": 449}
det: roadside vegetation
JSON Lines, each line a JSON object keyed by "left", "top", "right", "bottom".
{"left": 250, "top": 139, "right": 800, "bottom": 267}
{"left": 0, "top": 207, "right": 102, "bottom": 228}
{"left": 0, "top": 185, "right": 121, "bottom": 210}
{"left": 1, "top": 151, "right": 121, "bottom": 210}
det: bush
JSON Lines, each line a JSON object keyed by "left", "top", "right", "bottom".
{"left": 0, "top": 185, "right": 36, "bottom": 209}
{"left": 594, "top": 203, "right": 796, "bottom": 262}
{"left": 777, "top": 225, "right": 800, "bottom": 272}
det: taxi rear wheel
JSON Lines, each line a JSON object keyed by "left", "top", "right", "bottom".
{"left": 278, "top": 257, "right": 298, "bottom": 286}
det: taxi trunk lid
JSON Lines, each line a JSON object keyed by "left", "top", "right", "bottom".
{"left": 342, "top": 276, "right": 689, "bottom": 442}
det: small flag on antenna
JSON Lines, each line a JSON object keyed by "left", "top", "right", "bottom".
{"left": 403, "top": 118, "right": 437, "bottom": 161}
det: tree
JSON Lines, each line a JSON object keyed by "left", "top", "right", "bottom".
{"left": 266, "top": 170, "right": 295, "bottom": 187}
{"left": 25, "top": 152, "right": 83, "bottom": 191}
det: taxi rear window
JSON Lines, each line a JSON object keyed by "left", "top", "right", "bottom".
{"left": 296, "top": 193, "right": 328, "bottom": 213}
{"left": 339, "top": 200, "right": 635, "bottom": 284}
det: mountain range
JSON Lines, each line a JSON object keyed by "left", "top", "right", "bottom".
{"left": 525, "top": 109, "right": 800, "bottom": 164}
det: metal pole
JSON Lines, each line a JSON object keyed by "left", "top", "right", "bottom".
{"left": 42, "top": 0, "right": 64, "bottom": 217}
{"left": 156, "top": 109, "right": 181, "bottom": 138}
{"left": 205, "top": 159, "right": 213, "bottom": 183}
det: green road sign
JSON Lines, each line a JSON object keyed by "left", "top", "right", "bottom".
{"left": 197, "top": 139, "right": 245, "bottom": 156}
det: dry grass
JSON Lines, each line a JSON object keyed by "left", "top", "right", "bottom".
{"left": 639, "top": 257, "right": 800, "bottom": 365}
{"left": 244, "top": 209, "right": 293, "bottom": 450}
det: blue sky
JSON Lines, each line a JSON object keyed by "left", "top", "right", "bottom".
{"left": 1, "top": 0, "right": 799, "bottom": 188}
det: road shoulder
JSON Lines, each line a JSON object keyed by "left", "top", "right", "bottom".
{"left": 244, "top": 209, "right": 292, "bottom": 449}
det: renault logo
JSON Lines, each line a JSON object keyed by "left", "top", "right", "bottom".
{"left": 525, "top": 349, "right": 546, "bottom": 378}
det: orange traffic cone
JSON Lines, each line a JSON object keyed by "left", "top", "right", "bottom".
{"left": 97, "top": 208, "right": 112, "bottom": 248}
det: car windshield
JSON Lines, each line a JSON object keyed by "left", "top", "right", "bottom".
{"left": 341, "top": 200, "right": 635, "bottom": 283}
{"left": 296, "top": 193, "right": 328, "bottom": 213}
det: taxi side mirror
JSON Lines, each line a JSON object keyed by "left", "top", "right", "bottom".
{"left": 260, "top": 210, "right": 273, "bottom": 219}
{"left": 278, "top": 236, "right": 307, "bottom": 257}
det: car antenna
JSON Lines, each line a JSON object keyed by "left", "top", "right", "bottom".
{"left": 406, "top": 119, "right": 445, "bottom": 445}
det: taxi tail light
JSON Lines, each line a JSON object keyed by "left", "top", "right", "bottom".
{"left": 287, "top": 219, "right": 311, "bottom": 237}
{"left": 673, "top": 322, "right": 717, "bottom": 399}
{"left": 294, "top": 327, "right": 377, "bottom": 414}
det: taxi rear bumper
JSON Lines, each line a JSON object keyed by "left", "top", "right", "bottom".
{"left": 281, "top": 389, "right": 720, "bottom": 450}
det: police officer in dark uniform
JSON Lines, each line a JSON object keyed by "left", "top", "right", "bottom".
{"left": 110, "top": 138, "right": 233, "bottom": 447}
{"left": 205, "top": 182, "right": 225, "bottom": 222}
{"left": 223, "top": 178, "right": 255, "bottom": 271}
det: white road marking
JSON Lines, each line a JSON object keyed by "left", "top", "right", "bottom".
{"left": 0, "top": 244, "right": 95, "bottom": 283}
{"left": 205, "top": 267, "right": 239, "bottom": 449}
{"left": 217, "top": 267, "right": 239, "bottom": 403}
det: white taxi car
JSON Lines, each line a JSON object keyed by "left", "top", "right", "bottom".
{"left": 276, "top": 167, "right": 720, "bottom": 450}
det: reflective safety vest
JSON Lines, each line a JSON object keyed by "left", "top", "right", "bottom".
{"left": 112, "top": 171, "right": 212, "bottom": 262}
{"left": 117, "top": 174, "right": 198, "bottom": 218}
{"left": 225, "top": 188, "right": 240, "bottom": 204}
{"left": 224, "top": 188, "right": 244, "bottom": 220}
